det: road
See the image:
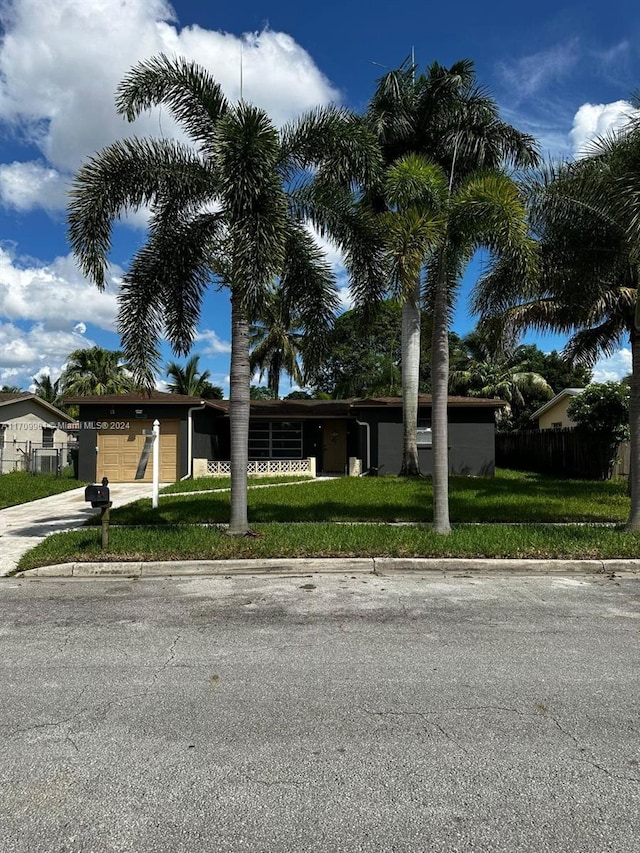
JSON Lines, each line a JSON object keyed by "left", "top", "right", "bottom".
{"left": 1, "top": 571, "right": 638, "bottom": 852}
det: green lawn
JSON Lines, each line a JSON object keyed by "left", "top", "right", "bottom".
{"left": 14, "top": 469, "right": 639, "bottom": 572}
{"left": 0, "top": 470, "right": 84, "bottom": 509}
{"left": 100, "top": 469, "right": 630, "bottom": 526}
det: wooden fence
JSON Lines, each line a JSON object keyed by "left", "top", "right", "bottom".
{"left": 496, "top": 429, "right": 624, "bottom": 480}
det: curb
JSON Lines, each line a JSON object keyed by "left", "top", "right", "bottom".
{"left": 11, "top": 557, "right": 640, "bottom": 579}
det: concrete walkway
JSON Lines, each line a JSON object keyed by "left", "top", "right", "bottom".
{"left": 0, "top": 483, "right": 162, "bottom": 576}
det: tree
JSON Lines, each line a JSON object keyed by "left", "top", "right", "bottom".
{"left": 249, "top": 244, "right": 338, "bottom": 398}
{"left": 449, "top": 352, "right": 553, "bottom": 430}
{"left": 0, "top": 385, "right": 23, "bottom": 393}
{"left": 364, "top": 60, "right": 539, "bottom": 531}
{"left": 309, "top": 300, "right": 408, "bottom": 397}
{"left": 166, "top": 355, "right": 223, "bottom": 399}
{"left": 33, "top": 374, "right": 64, "bottom": 409}
{"left": 568, "top": 382, "right": 630, "bottom": 442}
{"left": 59, "top": 346, "right": 134, "bottom": 396}
{"left": 68, "top": 54, "right": 380, "bottom": 534}
{"left": 568, "top": 382, "right": 630, "bottom": 479}
{"left": 475, "top": 123, "right": 640, "bottom": 527}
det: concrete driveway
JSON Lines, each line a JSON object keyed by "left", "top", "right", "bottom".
{"left": 0, "top": 482, "right": 161, "bottom": 575}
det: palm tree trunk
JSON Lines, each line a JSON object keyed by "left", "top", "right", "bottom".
{"left": 626, "top": 326, "right": 640, "bottom": 530}
{"left": 228, "top": 290, "right": 250, "bottom": 535}
{"left": 268, "top": 351, "right": 282, "bottom": 399}
{"left": 431, "top": 257, "right": 451, "bottom": 534}
{"left": 399, "top": 281, "right": 421, "bottom": 477}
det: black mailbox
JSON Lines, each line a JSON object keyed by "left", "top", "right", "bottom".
{"left": 85, "top": 484, "right": 110, "bottom": 508}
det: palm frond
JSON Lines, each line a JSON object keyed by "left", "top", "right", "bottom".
{"left": 115, "top": 53, "right": 229, "bottom": 151}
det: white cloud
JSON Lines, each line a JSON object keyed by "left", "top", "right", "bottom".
{"left": 591, "top": 349, "right": 632, "bottom": 383}
{"left": 0, "top": 247, "right": 120, "bottom": 331}
{"left": 0, "top": 0, "right": 340, "bottom": 211}
{"left": 195, "top": 329, "right": 231, "bottom": 355}
{"left": 0, "top": 161, "right": 67, "bottom": 211}
{"left": 570, "top": 101, "right": 638, "bottom": 158}
{"left": 0, "top": 320, "right": 93, "bottom": 384}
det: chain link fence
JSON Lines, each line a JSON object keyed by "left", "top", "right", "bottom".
{"left": 0, "top": 441, "right": 75, "bottom": 476}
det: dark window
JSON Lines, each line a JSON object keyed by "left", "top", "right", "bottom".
{"left": 42, "top": 427, "right": 55, "bottom": 448}
{"left": 248, "top": 421, "right": 302, "bottom": 459}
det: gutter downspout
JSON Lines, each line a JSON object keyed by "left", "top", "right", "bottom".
{"left": 184, "top": 402, "right": 207, "bottom": 479}
{"left": 355, "top": 417, "right": 371, "bottom": 475}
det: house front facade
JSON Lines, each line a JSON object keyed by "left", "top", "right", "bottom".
{"left": 0, "top": 393, "right": 74, "bottom": 474}
{"left": 68, "top": 392, "right": 505, "bottom": 483}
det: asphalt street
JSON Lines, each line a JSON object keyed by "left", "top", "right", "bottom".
{"left": 1, "top": 572, "right": 638, "bottom": 852}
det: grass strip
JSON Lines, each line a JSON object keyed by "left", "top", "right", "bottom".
{"left": 16, "top": 522, "right": 640, "bottom": 572}
{"left": 0, "top": 471, "right": 84, "bottom": 509}
{"left": 99, "top": 470, "right": 630, "bottom": 526}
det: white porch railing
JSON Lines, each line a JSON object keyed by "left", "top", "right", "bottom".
{"left": 193, "top": 457, "right": 316, "bottom": 478}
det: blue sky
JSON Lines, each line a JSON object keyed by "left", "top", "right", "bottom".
{"left": 0, "top": 0, "right": 638, "bottom": 395}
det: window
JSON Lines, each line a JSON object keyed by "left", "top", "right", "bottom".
{"left": 552, "top": 422, "right": 563, "bottom": 430}
{"left": 249, "top": 421, "right": 302, "bottom": 459}
{"left": 416, "top": 420, "right": 432, "bottom": 447}
{"left": 0, "top": 424, "right": 6, "bottom": 450}
{"left": 42, "top": 427, "right": 55, "bottom": 448}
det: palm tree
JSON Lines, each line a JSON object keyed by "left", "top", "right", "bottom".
{"left": 59, "top": 346, "right": 134, "bottom": 396}
{"left": 475, "top": 125, "right": 640, "bottom": 528}
{"left": 33, "top": 374, "right": 64, "bottom": 408}
{"left": 249, "top": 232, "right": 338, "bottom": 398}
{"left": 166, "top": 355, "right": 223, "bottom": 399}
{"left": 364, "top": 60, "right": 539, "bottom": 521}
{"left": 68, "top": 54, "right": 381, "bottom": 535}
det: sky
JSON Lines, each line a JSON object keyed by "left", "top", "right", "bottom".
{"left": 0, "top": 0, "right": 638, "bottom": 396}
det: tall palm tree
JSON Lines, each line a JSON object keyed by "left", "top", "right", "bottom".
{"left": 68, "top": 54, "right": 381, "bottom": 535}
{"left": 475, "top": 125, "right": 640, "bottom": 528}
{"left": 364, "top": 60, "right": 539, "bottom": 520}
{"left": 59, "top": 346, "right": 134, "bottom": 396}
{"left": 249, "top": 229, "right": 338, "bottom": 398}
{"left": 166, "top": 355, "right": 223, "bottom": 399}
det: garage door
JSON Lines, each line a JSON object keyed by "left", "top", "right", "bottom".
{"left": 96, "top": 420, "right": 180, "bottom": 483}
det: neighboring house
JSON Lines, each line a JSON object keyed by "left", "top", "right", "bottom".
{"left": 67, "top": 392, "right": 506, "bottom": 483}
{"left": 530, "top": 388, "right": 584, "bottom": 430}
{"left": 0, "top": 393, "right": 75, "bottom": 474}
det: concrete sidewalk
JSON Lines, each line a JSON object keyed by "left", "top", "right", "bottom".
{"left": 0, "top": 483, "right": 162, "bottom": 576}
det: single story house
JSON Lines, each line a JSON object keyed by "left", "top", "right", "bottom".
{"left": 531, "top": 388, "right": 584, "bottom": 430}
{"left": 66, "top": 392, "right": 506, "bottom": 483}
{"left": 0, "top": 393, "right": 75, "bottom": 474}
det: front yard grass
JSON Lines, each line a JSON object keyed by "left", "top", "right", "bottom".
{"left": 0, "top": 470, "right": 84, "bottom": 509}
{"left": 98, "top": 468, "right": 630, "bottom": 526}
{"left": 14, "top": 468, "right": 640, "bottom": 571}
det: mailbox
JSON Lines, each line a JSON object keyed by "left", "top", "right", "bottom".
{"left": 85, "top": 484, "right": 110, "bottom": 508}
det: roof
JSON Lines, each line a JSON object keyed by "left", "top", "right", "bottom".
{"left": 68, "top": 393, "right": 507, "bottom": 414}
{"left": 206, "top": 396, "right": 506, "bottom": 415}
{"left": 0, "top": 392, "right": 74, "bottom": 422}
{"left": 530, "top": 388, "right": 584, "bottom": 420}
{"left": 64, "top": 390, "right": 213, "bottom": 406}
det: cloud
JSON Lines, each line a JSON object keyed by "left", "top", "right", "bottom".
{"left": 496, "top": 40, "right": 581, "bottom": 101}
{"left": 0, "top": 161, "right": 67, "bottom": 211}
{"left": 195, "top": 329, "right": 231, "bottom": 356}
{"left": 569, "top": 101, "right": 638, "bottom": 158}
{"left": 0, "top": 320, "right": 93, "bottom": 384}
{"left": 0, "top": 246, "right": 120, "bottom": 331}
{"left": 591, "top": 349, "right": 632, "bottom": 383}
{"left": 0, "top": 0, "right": 340, "bottom": 212}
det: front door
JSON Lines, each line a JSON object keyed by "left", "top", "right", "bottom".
{"left": 322, "top": 420, "right": 346, "bottom": 473}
